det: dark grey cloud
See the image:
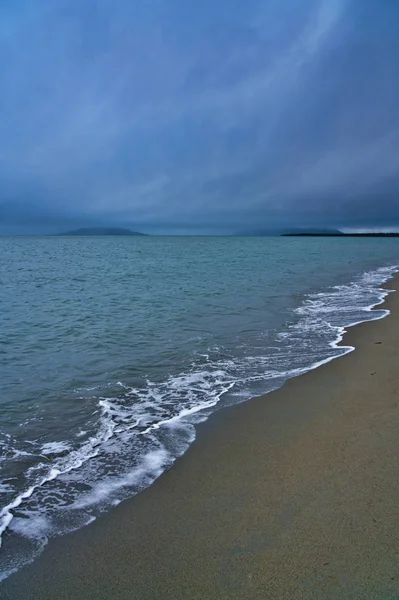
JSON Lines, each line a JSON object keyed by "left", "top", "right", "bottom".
{"left": 0, "top": 0, "right": 399, "bottom": 233}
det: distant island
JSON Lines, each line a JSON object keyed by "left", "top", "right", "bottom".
{"left": 282, "top": 231, "right": 399, "bottom": 237}
{"left": 282, "top": 227, "right": 342, "bottom": 236}
{"left": 56, "top": 227, "right": 147, "bottom": 236}
{"left": 237, "top": 227, "right": 344, "bottom": 236}
{"left": 236, "top": 227, "right": 399, "bottom": 237}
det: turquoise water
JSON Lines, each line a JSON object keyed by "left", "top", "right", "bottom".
{"left": 0, "top": 235, "right": 398, "bottom": 577}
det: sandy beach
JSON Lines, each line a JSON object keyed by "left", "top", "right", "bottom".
{"left": 2, "top": 278, "right": 399, "bottom": 600}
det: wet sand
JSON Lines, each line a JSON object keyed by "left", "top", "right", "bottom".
{"left": 2, "top": 279, "right": 399, "bottom": 600}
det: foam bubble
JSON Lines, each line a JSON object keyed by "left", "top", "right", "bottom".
{"left": 72, "top": 448, "right": 171, "bottom": 509}
{"left": 41, "top": 442, "right": 71, "bottom": 456}
{"left": 10, "top": 514, "right": 50, "bottom": 540}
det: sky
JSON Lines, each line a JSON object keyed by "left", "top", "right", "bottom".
{"left": 0, "top": 0, "right": 399, "bottom": 234}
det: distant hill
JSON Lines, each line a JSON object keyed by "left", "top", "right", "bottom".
{"left": 281, "top": 227, "right": 343, "bottom": 236}
{"left": 235, "top": 227, "right": 344, "bottom": 236}
{"left": 282, "top": 231, "right": 399, "bottom": 237}
{"left": 57, "top": 227, "right": 147, "bottom": 236}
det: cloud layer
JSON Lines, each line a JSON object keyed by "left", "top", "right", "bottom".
{"left": 1, "top": 0, "right": 399, "bottom": 233}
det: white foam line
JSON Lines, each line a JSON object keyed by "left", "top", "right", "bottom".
{"left": 282, "top": 272, "right": 397, "bottom": 379}
{"left": 137, "top": 381, "right": 236, "bottom": 435}
{"left": 0, "top": 448, "right": 101, "bottom": 547}
{"left": 0, "top": 400, "right": 116, "bottom": 547}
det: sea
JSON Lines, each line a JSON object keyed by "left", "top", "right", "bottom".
{"left": 0, "top": 235, "right": 398, "bottom": 579}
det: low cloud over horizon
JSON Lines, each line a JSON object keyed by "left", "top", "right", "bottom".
{"left": 1, "top": 0, "right": 399, "bottom": 234}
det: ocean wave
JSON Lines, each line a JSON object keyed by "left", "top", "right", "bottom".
{"left": 0, "top": 263, "right": 397, "bottom": 581}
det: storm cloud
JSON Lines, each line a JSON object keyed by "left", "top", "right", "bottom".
{"left": 1, "top": 0, "right": 399, "bottom": 233}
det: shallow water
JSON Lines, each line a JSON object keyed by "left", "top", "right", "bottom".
{"left": 0, "top": 235, "right": 398, "bottom": 578}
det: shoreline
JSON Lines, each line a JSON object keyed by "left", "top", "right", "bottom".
{"left": 2, "top": 275, "right": 399, "bottom": 599}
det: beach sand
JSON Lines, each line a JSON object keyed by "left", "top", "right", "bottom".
{"left": 2, "top": 279, "right": 399, "bottom": 599}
